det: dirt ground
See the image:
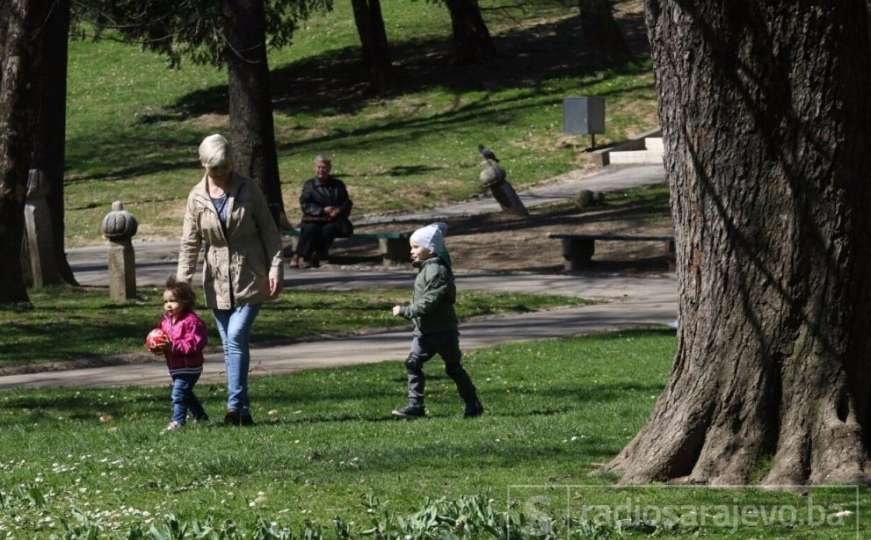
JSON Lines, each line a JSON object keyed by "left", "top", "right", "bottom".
{"left": 314, "top": 197, "right": 675, "bottom": 274}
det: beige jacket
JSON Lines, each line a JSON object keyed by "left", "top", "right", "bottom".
{"left": 177, "top": 173, "right": 284, "bottom": 309}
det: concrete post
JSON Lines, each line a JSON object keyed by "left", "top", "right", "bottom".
{"left": 100, "top": 201, "right": 139, "bottom": 303}
{"left": 379, "top": 237, "right": 410, "bottom": 267}
{"left": 23, "top": 169, "right": 60, "bottom": 288}
{"left": 107, "top": 242, "right": 137, "bottom": 302}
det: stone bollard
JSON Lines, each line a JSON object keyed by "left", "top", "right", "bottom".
{"left": 23, "top": 169, "right": 60, "bottom": 288}
{"left": 100, "top": 201, "right": 138, "bottom": 303}
{"left": 575, "top": 189, "right": 596, "bottom": 210}
{"left": 575, "top": 189, "right": 605, "bottom": 210}
{"left": 479, "top": 159, "right": 529, "bottom": 216}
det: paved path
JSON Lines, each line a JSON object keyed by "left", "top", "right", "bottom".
{"left": 358, "top": 164, "right": 666, "bottom": 224}
{"left": 1, "top": 272, "right": 676, "bottom": 389}
{"left": 70, "top": 162, "right": 667, "bottom": 289}
{"left": 1, "top": 164, "right": 675, "bottom": 389}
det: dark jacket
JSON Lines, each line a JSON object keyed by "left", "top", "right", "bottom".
{"left": 300, "top": 176, "right": 353, "bottom": 219}
{"left": 399, "top": 257, "right": 458, "bottom": 336}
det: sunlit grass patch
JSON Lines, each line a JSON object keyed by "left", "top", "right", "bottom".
{"left": 64, "top": 0, "right": 656, "bottom": 246}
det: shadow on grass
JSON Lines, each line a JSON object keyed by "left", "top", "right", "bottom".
{"left": 158, "top": 12, "right": 649, "bottom": 120}
{"left": 65, "top": 11, "right": 650, "bottom": 183}
{"left": 0, "top": 376, "right": 661, "bottom": 429}
{"left": 1, "top": 329, "right": 670, "bottom": 427}
{"left": 65, "top": 130, "right": 202, "bottom": 183}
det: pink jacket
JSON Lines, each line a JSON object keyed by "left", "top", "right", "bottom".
{"left": 157, "top": 311, "right": 208, "bottom": 375}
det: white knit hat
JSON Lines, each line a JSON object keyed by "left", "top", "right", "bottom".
{"left": 410, "top": 222, "right": 447, "bottom": 253}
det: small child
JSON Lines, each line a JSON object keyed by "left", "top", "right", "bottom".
{"left": 390, "top": 223, "right": 483, "bottom": 418}
{"left": 148, "top": 276, "right": 209, "bottom": 431}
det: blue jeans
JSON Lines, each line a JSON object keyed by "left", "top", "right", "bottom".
{"left": 213, "top": 304, "right": 261, "bottom": 413}
{"left": 171, "top": 373, "right": 207, "bottom": 424}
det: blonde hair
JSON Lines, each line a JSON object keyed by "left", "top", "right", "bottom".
{"left": 199, "top": 134, "right": 232, "bottom": 176}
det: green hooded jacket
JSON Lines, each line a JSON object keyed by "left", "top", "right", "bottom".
{"left": 399, "top": 256, "right": 458, "bottom": 335}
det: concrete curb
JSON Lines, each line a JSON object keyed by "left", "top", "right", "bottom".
{"left": 591, "top": 127, "right": 662, "bottom": 167}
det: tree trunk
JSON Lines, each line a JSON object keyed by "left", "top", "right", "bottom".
{"left": 607, "top": 0, "right": 871, "bottom": 486}
{"left": 350, "top": 0, "right": 391, "bottom": 93}
{"left": 0, "top": 2, "right": 8, "bottom": 76}
{"left": 867, "top": 0, "right": 871, "bottom": 47}
{"left": 31, "top": 0, "right": 77, "bottom": 285}
{"left": 0, "top": 0, "right": 47, "bottom": 304}
{"left": 578, "top": 0, "right": 628, "bottom": 61}
{"left": 223, "top": 0, "right": 285, "bottom": 226}
{"left": 443, "top": 0, "right": 493, "bottom": 64}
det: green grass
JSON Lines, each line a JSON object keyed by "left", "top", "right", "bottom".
{"left": 64, "top": 0, "right": 657, "bottom": 246}
{"left": 1, "top": 331, "right": 866, "bottom": 538}
{"left": 610, "top": 183, "right": 670, "bottom": 211}
{"left": 0, "top": 287, "right": 587, "bottom": 365}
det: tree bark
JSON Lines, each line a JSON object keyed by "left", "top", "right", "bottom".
{"left": 443, "top": 0, "right": 493, "bottom": 64}
{"left": 578, "top": 0, "right": 628, "bottom": 61}
{"left": 0, "top": 2, "right": 8, "bottom": 77}
{"left": 30, "top": 0, "right": 77, "bottom": 285}
{"left": 867, "top": 0, "right": 871, "bottom": 47}
{"left": 350, "top": 0, "right": 391, "bottom": 93}
{"left": 0, "top": 0, "right": 47, "bottom": 304}
{"left": 223, "top": 0, "right": 285, "bottom": 226}
{"left": 607, "top": 0, "right": 871, "bottom": 486}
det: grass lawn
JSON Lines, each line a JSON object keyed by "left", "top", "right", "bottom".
{"left": 0, "top": 331, "right": 866, "bottom": 538}
{"left": 64, "top": 0, "right": 657, "bottom": 246}
{"left": 0, "top": 287, "right": 587, "bottom": 366}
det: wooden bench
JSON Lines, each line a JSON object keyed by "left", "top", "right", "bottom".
{"left": 548, "top": 233, "right": 675, "bottom": 271}
{"left": 282, "top": 228, "right": 412, "bottom": 266}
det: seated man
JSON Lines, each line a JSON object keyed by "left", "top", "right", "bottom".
{"left": 290, "top": 154, "right": 353, "bottom": 268}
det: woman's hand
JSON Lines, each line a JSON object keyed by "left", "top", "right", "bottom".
{"left": 269, "top": 277, "right": 282, "bottom": 297}
{"left": 392, "top": 305, "right": 402, "bottom": 316}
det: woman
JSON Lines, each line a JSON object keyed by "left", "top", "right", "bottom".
{"left": 290, "top": 154, "right": 353, "bottom": 268}
{"left": 176, "top": 133, "right": 283, "bottom": 426}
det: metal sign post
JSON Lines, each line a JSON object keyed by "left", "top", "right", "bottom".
{"left": 563, "top": 96, "right": 605, "bottom": 151}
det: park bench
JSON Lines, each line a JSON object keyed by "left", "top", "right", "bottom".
{"left": 548, "top": 233, "right": 675, "bottom": 271}
{"left": 282, "top": 228, "right": 412, "bottom": 266}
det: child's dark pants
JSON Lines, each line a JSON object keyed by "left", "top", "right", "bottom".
{"left": 405, "top": 330, "right": 478, "bottom": 407}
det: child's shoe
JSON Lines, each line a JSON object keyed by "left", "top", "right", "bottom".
{"left": 164, "top": 421, "right": 183, "bottom": 432}
{"left": 464, "top": 399, "right": 484, "bottom": 418}
{"left": 392, "top": 404, "right": 426, "bottom": 418}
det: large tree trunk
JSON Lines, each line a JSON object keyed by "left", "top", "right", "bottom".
{"left": 0, "top": 0, "right": 47, "bottom": 304}
{"left": 867, "top": 0, "right": 871, "bottom": 46}
{"left": 350, "top": 0, "right": 391, "bottom": 93}
{"left": 223, "top": 0, "right": 285, "bottom": 226}
{"left": 443, "top": 0, "right": 493, "bottom": 64}
{"left": 608, "top": 0, "right": 871, "bottom": 486}
{"left": 30, "top": 0, "right": 77, "bottom": 286}
{"left": 578, "top": 0, "right": 628, "bottom": 61}
{"left": 0, "top": 2, "right": 8, "bottom": 71}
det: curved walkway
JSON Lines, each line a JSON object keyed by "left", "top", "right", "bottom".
{"left": 1, "top": 164, "right": 676, "bottom": 389}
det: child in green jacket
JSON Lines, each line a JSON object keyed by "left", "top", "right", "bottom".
{"left": 390, "top": 223, "right": 483, "bottom": 418}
